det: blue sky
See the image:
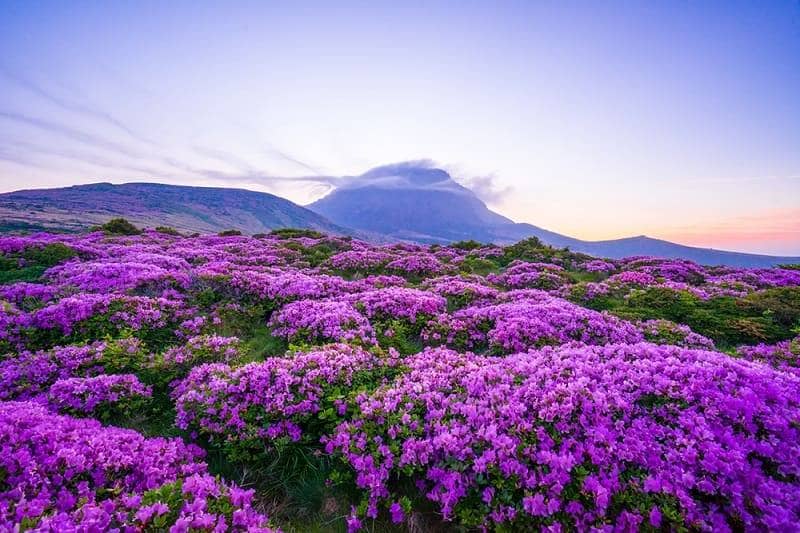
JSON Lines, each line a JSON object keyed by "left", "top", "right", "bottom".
{"left": 1, "top": 1, "right": 799, "bottom": 254}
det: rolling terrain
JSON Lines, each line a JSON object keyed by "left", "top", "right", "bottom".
{"left": 309, "top": 163, "right": 800, "bottom": 267}
{"left": 0, "top": 182, "right": 347, "bottom": 235}
{"left": 0, "top": 167, "right": 797, "bottom": 267}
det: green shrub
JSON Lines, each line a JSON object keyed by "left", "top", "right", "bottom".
{"left": 99, "top": 218, "right": 142, "bottom": 235}
{"left": 155, "top": 226, "right": 182, "bottom": 236}
{"left": 270, "top": 228, "right": 324, "bottom": 239}
{"left": 450, "top": 239, "right": 485, "bottom": 251}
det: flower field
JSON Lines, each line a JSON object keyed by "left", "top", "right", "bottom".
{"left": 1, "top": 224, "right": 799, "bottom": 531}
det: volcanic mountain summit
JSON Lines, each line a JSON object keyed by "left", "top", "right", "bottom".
{"left": 308, "top": 162, "right": 799, "bottom": 268}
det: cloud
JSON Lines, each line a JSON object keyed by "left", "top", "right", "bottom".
{"left": 263, "top": 145, "right": 323, "bottom": 175}
{"left": 456, "top": 173, "right": 513, "bottom": 204}
{"left": 0, "top": 64, "right": 157, "bottom": 146}
{"left": 2, "top": 139, "right": 172, "bottom": 178}
{"left": 192, "top": 146, "right": 260, "bottom": 174}
{"left": 0, "top": 110, "right": 145, "bottom": 160}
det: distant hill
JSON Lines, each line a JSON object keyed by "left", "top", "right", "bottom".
{"left": 309, "top": 162, "right": 800, "bottom": 268}
{"left": 2, "top": 171, "right": 797, "bottom": 267}
{"left": 0, "top": 182, "right": 348, "bottom": 235}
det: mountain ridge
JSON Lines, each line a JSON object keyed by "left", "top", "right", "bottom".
{"left": 0, "top": 181, "right": 348, "bottom": 236}
{"left": 308, "top": 163, "right": 799, "bottom": 268}
{"left": 0, "top": 169, "right": 797, "bottom": 268}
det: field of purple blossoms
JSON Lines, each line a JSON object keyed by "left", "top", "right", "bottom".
{"left": 1, "top": 221, "right": 799, "bottom": 532}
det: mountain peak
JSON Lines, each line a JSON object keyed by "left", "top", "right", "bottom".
{"left": 335, "top": 161, "right": 471, "bottom": 197}
{"left": 360, "top": 161, "right": 452, "bottom": 185}
{"left": 308, "top": 165, "right": 800, "bottom": 267}
{"left": 309, "top": 161, "right": 512, "bottom": 242}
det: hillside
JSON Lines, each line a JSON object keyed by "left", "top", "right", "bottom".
{"left": 1, "top": 171, "right": 797, "bottom": 267}
{"left": 2, "top": 229, "right": 799, "bottom": 531}
{"left": 0, "top": 182, "right": 347, "bottom": 235}
{"left": 309, "top": 162, "right": 800, "bottom": 267}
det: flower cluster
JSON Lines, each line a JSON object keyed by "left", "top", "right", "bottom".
{"left": 579, "top": 259, "right": 617, "bottom": 273}
{"left": 422, "top": 276, "right": 499, "bottom": 306}
{"left": 423, "top": 296, "right": 643, "bottom": 353}
{"left": 328, "top": 250, "right": 394, "bottom": 270}
{"left": 328, "top": 343, "right": 800, "bottom": 530}
{"left": 0, "top": 401, "right": 277, "bottom": 531}
{"left": 638, "top": 318, "right": 716, "bottom": 349}
{"left": 488, "top": 261, "right": 569, "bottom": 291}
{"left": 345, "top": 287, "right": 446, "bottom": 323}
{"left": 156, "top": 334, "right": 243, "bottom": 370}
{"left": 737, "top": 336, "right": 800, "bottom": 374}
{"left": 174, "top": 344, "right": 390, "bottom": 448}
{"left": 45, "top": 260, "right": 191, "bottom": 293}
{"left": 47, "top": 373, "right": 152, "bottom": 416}
{"left": 268, "top": 299, "right": 376, "bottom": 345}
{"left": 0, "top": 342, "right": 107, "bottom": 401}
{"left": 386, "top": 253, "right": 444, "bottom": 276}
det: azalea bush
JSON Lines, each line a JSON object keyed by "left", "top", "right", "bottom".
{"left": 173, "top": 344, "right": 397, "bottom": 458}
{"left": 0, "top": 401, "right": 277, "bottom": 531}
{"left": 47, "top": 373, "right": 152, "bottom": 419}
{"left": 0, "top": 228, "right": 799, "bottom": 531}
{"left": 328, "top": 343, "right": 800, "bottom": 530}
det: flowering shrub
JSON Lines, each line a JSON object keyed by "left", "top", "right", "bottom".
{"left": 37, "top": 473, "right": 279, "bottom": 532}
{"left": 0, "top": 401, "right": 276, "bottom": 531}
{"left": 268, "top": 300, "right": 376, "bottom": 345}
{"left": 606, "top": 271, "right": 658, "bottom": 287}
{"left": 0, "top": 282, "right": 57, "bottom": 308}
{"left": 45, "top": 260, "right": 192, "bottom": 293}
{"left": 488, "top": 261, "right": 570, "bottom": 290}
{"left": 580, "top": 259, "right": 617, "bottom": 273}
{"left": 328, "top": 250, "right": 394, "bottom": 271}
{"left": 13, "top": 293, "right": 189, "bottom": 350}
{"left": 638, "top": 318, "right": 716, "bottom": 349}
{"left": 48, "top": 373, "right": 152, "bottom": 418}
{"left": 229, "top": 270, "right": 349, "bottom": 302}
{"left": 423, "top": 296, "right": 643, "bottom": 353}
{"left": 345, "top": 287, "right": 446, "bottom": 323}
{"left": 422, "top": 276, "right": 499, "bottom": 308}
{"left": 152, "top": 334, "right": 244, "bottom": 377}
{"left": 386, "top": 253, "right": 444, "bottom": 276}
{"left": 2, "top": 229, "right": 800, "bottom": 531}
{"left": 0, "top": 342, "right": 107, "bottom": 401}
{"left": 328, "top": 343, "right": 800, "bottom": 530}
{"left": 174, "top": 344, "right": 394, "bottom": 455}
{"left": 737, "top": 336, "right": 800, "bottom": 374}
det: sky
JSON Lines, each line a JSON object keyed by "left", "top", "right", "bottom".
{"left": 0, "top": 1, "right": 798, "bottom": 255}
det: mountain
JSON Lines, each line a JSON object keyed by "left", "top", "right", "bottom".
{"left": 309, "top": 164, "right": 512, "bottom": 243}
{"left": 2, "top": 169, "right": 797, "bottom": 267}
{"left": 309, "top": 162, "right": 800, "bottom": 268}
{"left": 0, "top": 182, "right": 348, "bottom": 235}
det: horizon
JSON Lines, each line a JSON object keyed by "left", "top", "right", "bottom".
{"left": 4, "top": 174, "right": 799, "bottom": 259}
{"left": 1, "top": 1, "right": 799, "bottom": 255}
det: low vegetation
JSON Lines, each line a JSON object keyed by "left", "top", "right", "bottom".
{"left": 1, "top": 225, "right": 798, "bottom": 531}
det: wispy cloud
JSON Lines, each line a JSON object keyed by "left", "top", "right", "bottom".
{"left": 0, "top": 64, "right": 157, "bottom": 146}
{"left": 2, "top": 139, "right": 173, "bottom": 178}
{"left": 192, "top": 146, "right": 260, "bottom": 174}
{"left": 0, "top": 110, "right": 145, "bottom": 160}
{"left": 456, "top": 173, "right": 513, "bottom": 203}
{"left": 263, "top": 145, "right": 323, "bottom": 175}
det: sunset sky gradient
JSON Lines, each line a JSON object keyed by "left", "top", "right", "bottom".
{"left": 1, "top": 1, "right": 798, "bottom": 254}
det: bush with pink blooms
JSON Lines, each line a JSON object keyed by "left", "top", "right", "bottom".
{"left": 328, "top": 343, "right": 800, "bottom": 530}
{"left": 48, "top": 373, "right": 152, "bottom": 418}
{"left": 1, "top": 227, "right": 799, "bottom": 531}
{"left": 0, "top": 401, "right": 278, "bottom": 531}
